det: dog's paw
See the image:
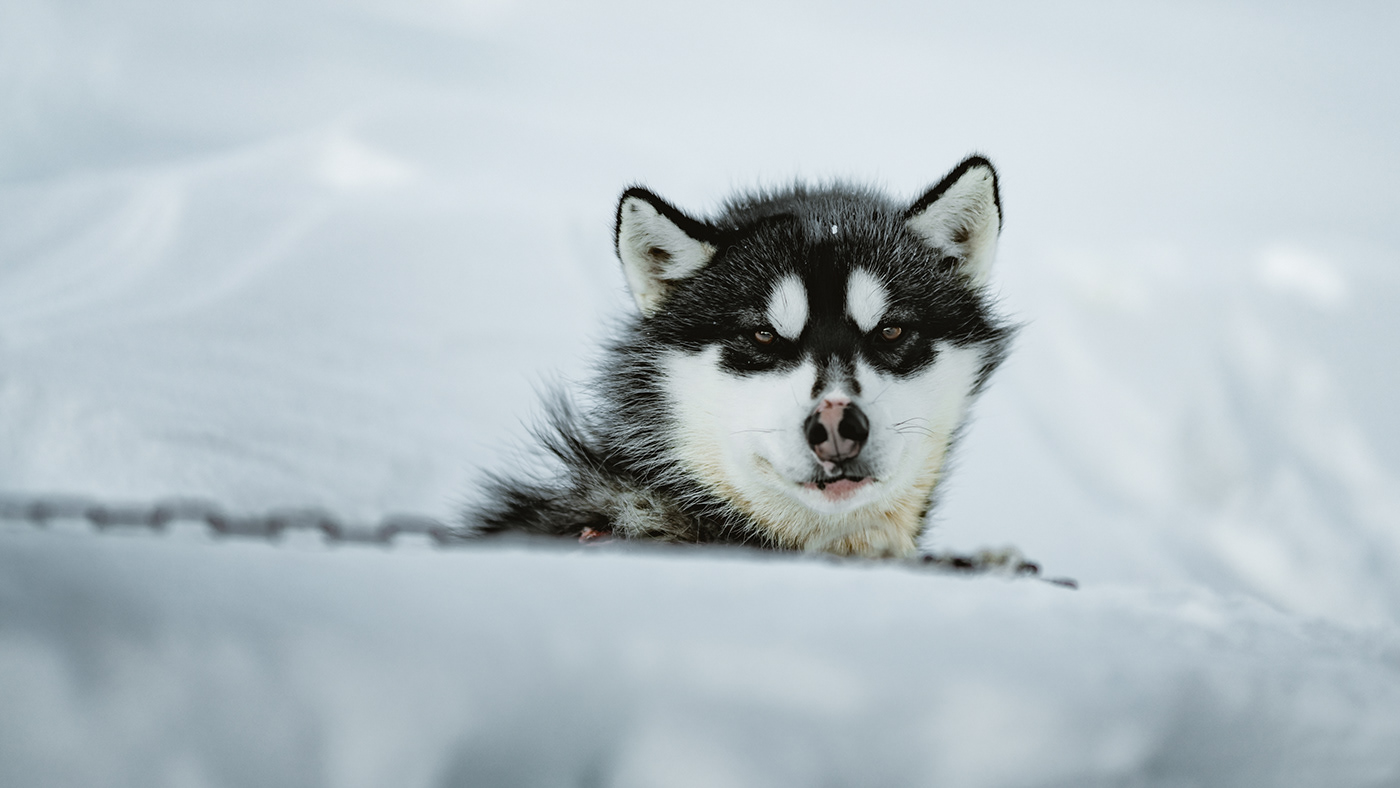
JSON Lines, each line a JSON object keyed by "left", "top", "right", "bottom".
{"left": 916, "top": 547, "right": 1077, "bottom": 588}
{"left": 578, "top": 526, "right": 614, "bottom": 545}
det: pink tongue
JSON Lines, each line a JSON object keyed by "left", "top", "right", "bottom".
{"left": 804, "top": 477, "right": 871, "bottom": 501}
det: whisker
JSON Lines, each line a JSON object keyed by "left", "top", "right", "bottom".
{"left": 894, "top": 426, "right": 936, "bottom": 437}
{"left": 866, "top": 384, "right": 893, "bottom": 405}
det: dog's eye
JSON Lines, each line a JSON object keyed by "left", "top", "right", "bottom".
{"left": 753, "top": 329, "right": 776, "bottom": 346}
{"left": 879, "top": 325, "right": 904, "bottom": 342}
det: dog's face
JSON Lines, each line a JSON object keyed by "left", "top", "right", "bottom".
{"left": 615, "top": 159, "right": 1007, "bottom": 556}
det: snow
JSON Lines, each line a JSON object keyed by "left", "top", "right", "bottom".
{"left": 3, "top": 0, "right": 1400, "bottom": 784}
{"left": 5, "top": 529, "right": 1400, "bottom": 787}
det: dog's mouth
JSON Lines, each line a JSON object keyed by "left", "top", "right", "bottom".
{"left": 802, "top": 475, "right": 873, "bottom": 502}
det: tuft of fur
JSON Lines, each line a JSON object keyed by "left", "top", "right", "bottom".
{"left": 470, "top": 156, "right": 1013, "bottom": 557}
{"left": 474, "top": 375, "right": 765, "bottom": 546}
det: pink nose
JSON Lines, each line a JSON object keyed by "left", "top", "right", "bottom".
{"left": 804, "top": 397, "right": 870, "bottom": 463}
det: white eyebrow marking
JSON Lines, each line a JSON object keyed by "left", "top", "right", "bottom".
{"left": 845, "top": 268, "right": 888, "bottom": 332}
{"left": 766, "top": 274, "right": 809, "bottom": 340}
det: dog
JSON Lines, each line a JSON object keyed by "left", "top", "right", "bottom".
{"left": 472, "top": 156, "right": 1012, "bottom": 559}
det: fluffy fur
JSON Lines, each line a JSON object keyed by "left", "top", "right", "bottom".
{"left": 471, "top": 156, "right": 1013, "bottom": 558}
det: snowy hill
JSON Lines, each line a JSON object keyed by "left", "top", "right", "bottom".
{"left": 2, "top": 0, "right": 1399, "bottom": 785}
{"left": 5, "top": 528, "right": 1400, "bottom": 787}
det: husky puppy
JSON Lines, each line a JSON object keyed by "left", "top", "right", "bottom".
{"left": 474, "top": 156, "right": 1012, "bottom": 558}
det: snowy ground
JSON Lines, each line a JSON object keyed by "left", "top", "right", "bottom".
{"left": 2, "top": 1, "right": 1400, "bottom": 785}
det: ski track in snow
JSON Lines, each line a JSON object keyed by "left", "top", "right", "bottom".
{"left": 2, "top": 1, "right": 1399, "bottom": 785}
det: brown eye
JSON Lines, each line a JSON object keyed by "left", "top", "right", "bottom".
{"left": 880, "top": 325, "right": 903, "bottom": 341}
{"left": 753, "top": 329, "right": 776, "bottom": 345}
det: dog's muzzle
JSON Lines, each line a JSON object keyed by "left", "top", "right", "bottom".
{"left": 804, "top": 396, "right": 869, "bottom": 466}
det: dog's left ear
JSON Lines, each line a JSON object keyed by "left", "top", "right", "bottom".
{"left": 905, "top": 156, "right": 1002, "bottom": 287}
{"left": 615, "top": 188, "right": 719, "bottom": 316}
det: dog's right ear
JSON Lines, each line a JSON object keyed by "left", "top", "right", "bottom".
{"left": 615, "top": 188, "right": 718, "bottom": 316}
{"left": 905, "top": 156, "right": 1002, "bottom": 288}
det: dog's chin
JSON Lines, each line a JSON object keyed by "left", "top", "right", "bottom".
{"left": 800, "top": 476, "right": 874, "bottom": 504}
{"left": 751, "top": 457, "right": 879, "bottom": 513}
{"left": 787, "top": 475, "right": 880, "bottom": 516}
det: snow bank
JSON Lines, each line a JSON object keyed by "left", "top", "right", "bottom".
{"left": 4, "top": 526, "right": 1399, "bottom": 787}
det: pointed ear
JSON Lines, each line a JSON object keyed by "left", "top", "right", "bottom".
{"left": 904, "top": 156, "right": 1002, "bottom": 287}
{"left": 615, "top": 188, "right": 718, "bottom": 316}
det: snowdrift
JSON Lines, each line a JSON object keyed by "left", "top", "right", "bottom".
{"left": 4, "top": 527, "right": 1399, "bottom": 787}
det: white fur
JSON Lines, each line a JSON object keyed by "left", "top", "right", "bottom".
{"left": 663, "top": 346, "right": 822, "bottom": 509}
{"left": 845, "top": 268, "right": 888, "bottom": 332}
{"left": 766, "top": 275, "right": 809, "bottom": 340}
{"left": 616, "top": 196, "right": 716, "bottom": 316}
{"left": 849, "top": 344, "right": 983, "bottom": 505}
{"left": 905, "top": 164, "right": 1000, "bottom": 287}
{"left": 662, "top": 341, "right": 984, "bottom": 556}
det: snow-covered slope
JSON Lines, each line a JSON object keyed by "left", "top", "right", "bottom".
{"left": 4, "top": 527, "right": 1400, "bottom": 787}
{"left": 2, "top": 0, "right": 1399, "bottom": 784}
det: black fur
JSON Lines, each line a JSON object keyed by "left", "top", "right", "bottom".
{"left": 471, "top": 156, "right": 1013, "bottom": 549}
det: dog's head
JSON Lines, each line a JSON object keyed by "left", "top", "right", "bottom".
{"left": 614, "top": 157, "right": 1009, "bottom": 556}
